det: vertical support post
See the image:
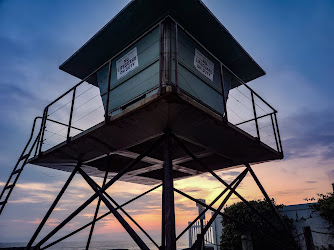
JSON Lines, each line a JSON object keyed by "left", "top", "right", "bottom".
{"left": 162, "top": 19, "right": 171, "bottom": 87}
{"left": 188, "top": 222, "right": 192, "bottom": 248}
{"left": 34, "top": 132, "right": 41, "bottom": 157}
{"left": 26, "top": 162, "right": 81, "bottom": 249}
{"left": 105, "top": 60, "right": 112, "bottom": 123}
{"left": 39, "top": 107, "right": 48, "bottom": 154}
{"left": 251, "top": 91, "right": 260, "bottom": 140}
{"left": 174, "top": 22, "right": 179, "bottom": 90}
{"left": 241, "top": 235, "right": 253, "bottom": 250}
{"left": 86, "top": 162, "right": 109, "bottom": 249}
{"left": 161, "top": 182, "right": 166, "bottom": 249}
{"left": 162, "top": 131, "right": 176, "bottom": 250}
{"left": 159, "top": 22, "right": 163, "bottom": 95}
{"left": 200, "top": 219, "right": 205, "bottom": 250}
{"left": 270, "top": 114, "right": 279, "bottom": 152}
{"left": 211, "top": 215, "right": 217, "bottom": 250}
{"left": 303, "top": 226, "right": 315, "bottom": 250}
{"left": 219, "top": 63, "right": 228, "bottom": 123}
{"left": 67, "top": 87, "right": 76, "bottom": 142}
{"left": 274, "top": 113, "right": 283, "bottom": 153}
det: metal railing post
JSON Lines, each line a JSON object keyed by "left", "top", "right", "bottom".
{"left": 174, "top": 22, "right": 179, "bottom": 89}
{"left": 67, "top": 88, "right": 76, "bottom": 142}
{"left": 220, "top": 63, "right": 228, "bottom": 123}
{"left": 105, "top": 60, "right": 112, "bottom": 123}
{"left": 274, "top": 113, "right": 283, "bottom": 153}
{"left": 158, "top": 22, "right": 163, "bottom": 96}
{"left": 39, "top": 107, "right": 48, "bottom": 154}
{"left": 271, "top": 114, "right": 279, "bottom": 152}
{"left": 251, "top": 91, "right": 260, "bottom": 140}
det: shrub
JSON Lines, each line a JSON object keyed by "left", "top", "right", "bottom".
{"left": 220, "top": 199, "right": 297, "bottom": 250}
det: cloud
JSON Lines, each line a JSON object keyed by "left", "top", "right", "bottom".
{"left": 220, "top": 171, "right": 241, "bottom": 177}
{"left": 280, "top": 108, "right": 334, "bottom": 162}
{"left": 305, "top": 181, "right": 318, "bottom": 184}
{"left": 328, "top": 170, "right": 334, "bottom": 181}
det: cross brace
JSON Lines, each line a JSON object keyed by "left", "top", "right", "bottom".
{"left": 24, "top": 131, "right": 294, "bottom": 250}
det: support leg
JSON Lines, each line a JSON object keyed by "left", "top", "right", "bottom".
{"left": 246, "top": 164, "right": 293, "bottom": 239}
{"left": 172, "top": 133, "right": 282, "bottom": 233}
{"left": 41, "top": 184, "right": 162, "bottom": 250}
{"left": 34, "top": 135, "right": 164, "bottom": 248}
{"left": 176, "top": 168, "right": 248, "bottom": 241}
{"left": 161, "top": 131, "right": 176, "bottom": 250}
{"left": 86, "top": 164, "right": 109, "bottom": 249}
{"left": 26, "top": 161, "right": 82, "bottom": 250}
{"left": 78, "top": 168, "right": 150, "bottom": 250}
{"left": 192, "top": 168, "right": 248, "bottom": 249}
{"left": 79, "top": 169, "right": 159, "bottom": 248}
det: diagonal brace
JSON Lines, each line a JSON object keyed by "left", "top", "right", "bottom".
{"left": 79, "top": 168, "right": 150, "bottom": 250}
{"left": 246, "top": 163, "right": 294, "bottom": 239}
{"left": 35, "top": 135, "right": 164, "bottom": 248}
{"left": 192, "top": 168, "right": 248, "bottom": 249}
{"left": 176, "top": 167, "right": 248, "bottom": 241}
{"left": 79, "top": 168, "right": 159, "bottom": 248}
{"left": 174, "top": 188, "right": 280, "bottom": 244}
{"left": 86, "top": 165, "right": 109, "bottom": 250}
{"left": 26, "top": 161, "right": 82, "bottom": 250}
{"left": 41, "top": 184, "right": 162, "bottom": 250}
{"left": 171, "top": 133, "right": 282, "bottom": 233}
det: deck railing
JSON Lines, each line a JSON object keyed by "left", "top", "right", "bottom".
{"left": 32, "top": 18, "right": 282, "bottom": 156}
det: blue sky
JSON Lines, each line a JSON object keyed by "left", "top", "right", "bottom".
{"left": 1, "top": 0, "right": 334, "bottom": 245}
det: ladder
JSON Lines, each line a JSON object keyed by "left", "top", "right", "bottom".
{"left": 0, "top": 117, "right": 41, "bottom": 215}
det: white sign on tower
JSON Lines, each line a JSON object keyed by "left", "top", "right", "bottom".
{"left": 194, "top": 49, "right": 214, "bottom": 81}
{"left": 116, "top": 47, "right": 139, "bottom": 80}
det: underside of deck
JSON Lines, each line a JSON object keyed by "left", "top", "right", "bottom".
{"left": 28, "top": 90, "right": 282, "bottom": 185}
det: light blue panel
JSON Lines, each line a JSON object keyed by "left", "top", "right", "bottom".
{"left": 108, "top": 26, "right": 160, "bottom": 93}
{"left": 178, "top": 64, "right": 224, "bottom": 114}
{"left": 97, "top": 26, "right": 160, "bottom": 114}
{"left": 177, "top": 29, "right": 234, "bottom": 115}
{"left": 178, "top": 29, "right": 222, "bottom": 92}
{"left": 97, "top": 64, "right": 109, "bottom": 109}
{"left": 101, "top": 61, "right": 159, "bottom": 113}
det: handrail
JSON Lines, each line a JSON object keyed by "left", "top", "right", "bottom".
{"left": 235, "top": 111, "right": 277, "bottom": 126}
{"left": 37, "top": 17, "right": 281, "bottom": 155}
{"left": 46, "top": 118, "right": 84, "bottom": 132}
{"left": 170, "top": 16, "right": 277, "bottom": 113}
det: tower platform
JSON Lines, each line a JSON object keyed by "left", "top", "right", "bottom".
{"left": 28, "top": 87, "right": 282, "bottom": 185}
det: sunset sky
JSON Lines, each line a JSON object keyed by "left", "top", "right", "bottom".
{"left": 1, "top": 0, "right": 334, "bottom": 247}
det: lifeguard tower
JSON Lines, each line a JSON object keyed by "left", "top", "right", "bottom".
{"left": 0, "top": 0, "right": 292, "bottom": 249}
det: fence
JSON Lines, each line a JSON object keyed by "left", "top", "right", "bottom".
{"left": 188, "top": 214, "right": 223, "bottom": 250}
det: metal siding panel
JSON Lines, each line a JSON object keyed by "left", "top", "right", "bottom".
{"left": 178, "top": 29, "right": 222, "bottom": 92}
{"left": 97, "top": 27, "right": 160, "bottom": 114}
{"left": 106, "top": 62, "right": 159, "bottom": 112}
{"left": 177, "top": 29, "right": 227, "bottom": 114}
{"left": 178, "top": 64, "right": 224, "bottom": 114}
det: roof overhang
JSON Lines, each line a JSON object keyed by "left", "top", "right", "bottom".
{"left": 59, "top": 0, "right": 265, "bottom": 85}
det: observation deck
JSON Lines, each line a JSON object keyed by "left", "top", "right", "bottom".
{"left": 26, "top": 0, "right": 283, "bottom": 185}
{"left": 28, "top": 81, "right": 283, "bottom": 185}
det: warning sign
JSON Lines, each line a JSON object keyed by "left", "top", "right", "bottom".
{"left": 194, "top": 49, "right": 214, "bottom": 81}
{"left": 116, "top": 47, "right": 139, "bottom": 80}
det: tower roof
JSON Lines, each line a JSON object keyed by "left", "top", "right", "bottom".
{"left": 59, "top": 0, "right": 265, "bottom": 85}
